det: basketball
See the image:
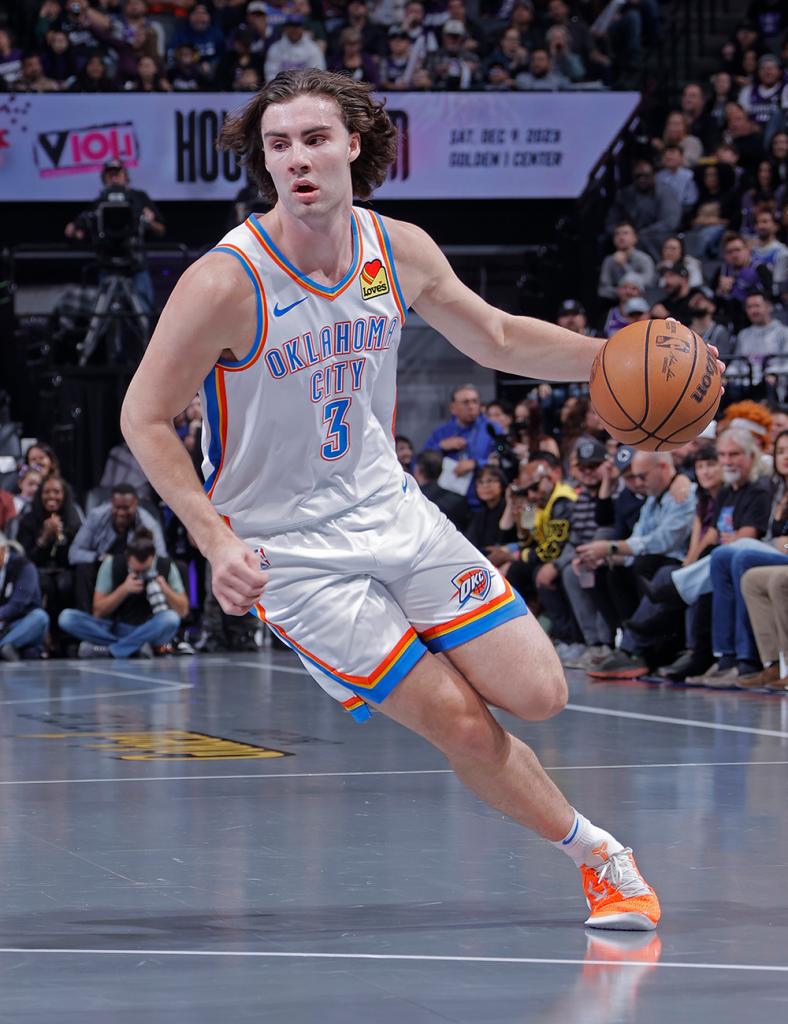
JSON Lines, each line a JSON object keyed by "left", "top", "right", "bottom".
{"left": 589, "top": 318, "right": 721, "bottom": 452}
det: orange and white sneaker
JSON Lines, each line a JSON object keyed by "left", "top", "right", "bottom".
{"left": 580, "top": 845, "right": 660, "bottom": 931}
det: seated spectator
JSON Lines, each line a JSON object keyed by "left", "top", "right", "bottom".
{"left": 656, "top": 260, "right": 694, "bottom": 323}
{"left": 704, "top": 428, "right": 788, "bottom": 686}
{"left": 485, "top": 399, "right": 513, "bottom": 436}
{"left": 395, "top": 435, "right": 414, "bottom": 473}
{"left": 740, "top": 564, "right": 788, "bottom": 689}
{"left": 111, "top": 0, "right": 164, "bottom": 58}
{"left": 329, "top": 27, "right": 380, "bottom": 83}
{"left": 11, "top": 467, "right": 43, "bottom": 525}
{"left": 545, "top": 0, "right": 605, "bottom": 81}
{"left": 57, "top": 0, "right": 112, "bottom": 67}
{"left": 597, "top": 222, "right": 656, "bottom": 302}
{"left": 443, "top": 0, "right": 485, "bottom": 52}
{"left": 686, "top": 161, "right": 740, "bottom": 260}
{"left": 379, "top": 27, "right": 418, "bottom": 89}
{"left": 329, "top": 0, "right": 386, "bottom": 57}
{"left": 413, "top": 450, "right": 470, "bottom": 531}
{"left": 515, "top": 47, "right": 569, "bottom": 91}
{"left": 0, "top": 533, "right": 49, "bottom": 663}
{"left": 707, "top": 70, "right": 736, "bottom": 137}
{"left": 24, "top": 442, "right": 60, "bottom": 481}
{"left": 545, "top": 24, "right": 584, "bottom": 83}
{"left": 557, "top": 298, "right": 596, "bottom": 337}
{"left": 655, "top": 145, "right": 700, "bottom": 217}
{"left": 559, "top": 438, "right": 615, "bottom": 669}
{"left": 715, "top": 232, "right": 771, "bottom": 331}
{"left": 41, "top": 29, "right": 78, "bottom": 88}
{"left": 483, "top": 26, "right": 527, "bottom": 89}
{"left": 605, "top": 159, "right": 681, "bottom": 261}
{"left": 214, "top": 27, "right": 264, "bottom": 89}
{"left": 507, "top": 0, "right": 544, "bottom": 55}
{"left": 738, "top": 53, "right": 788, "bottom": 132}
{"left": 11, "top": 51, "right": 59, "bottom": 91}
{"left": 741, "top": 163, "right": 786, "bottom": 238}
{"left": 770, "top": 404, "right": 788, "bottom": 447}
{"left": 68, "top": 484, "right": 167, "bottom": 613}
{"left": 124, "top": 53, "right": 172, "bottom": 90}
{"left": 681, "top": 81, "right": 720, "bottom": 153}
{"left": 749, "top": 206, "right": 788, "bottom": 297}
{"left": 400, "top": 1, "right": 440, "bottom": 59}
{"left": 243, "top": 2, "right": 273, "bottom": 55}
{"left": 59, "top": 528, "right": 187, "bottom": 660}
{"left": 688, "top": 286, "right": 733, "bottom": 355}
{"left": 594, "top": 444, "right": 647, "bottom": 540}
{"left": 112, "top": 9, "right": 164, "bottom": 82}
{"left": 465, "top": 466, "right": 508, "bottom": 553}
{"left": 580, "top": 452, "right": 696, "bottom": 678}
{"left": 659, "top": 235, "right": 704, "bottom": 287}
{"left": 16, "top": 475, "right": 82, "bottom": 653}
{"left": 0, "top": 28, "right": 22, "bottom": 87}
{"left": 603, "top": 274, "right": 647, "bottom": 337}
{"left": 746, "top": 0, "right": 786, "bottom": 49}
{"left": 69, "top": 53, "right": 119, "bottom": 92}
{"left": 735, "top": 292, "right": 788, "bottom": 380}
{"left": 169, "top": 2, "right": 225, "bottom": 76}
{"left": 722, "top": 102, "right": 764, "bottom": 173}
{"left": 653, "top": 111, "right": 704, "bottom": 169}
{"left": 427, "top": 20, "right": 480, "bottom": 90}
{"left": 494, "top": 453, "right": 581, "bottom": 656}
{"left": 264, "top": 14, "right": 326, "bottom": 79}
{"left": 422, "top": 384, "right": 503, "bottom": 507}
{"left": 167, "top": 42, "right": 209, "bottom": 89}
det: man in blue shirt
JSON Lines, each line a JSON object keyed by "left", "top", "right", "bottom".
{"left": 422, "top": 384, "right": 504, "bottom": 507}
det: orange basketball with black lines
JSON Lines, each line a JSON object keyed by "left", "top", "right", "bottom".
{"left": 589, "top": 319, "right": 721, "bottom": 452}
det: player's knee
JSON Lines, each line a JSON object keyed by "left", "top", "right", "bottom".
{"left": 513, "top": 657, "right": 568, "bottom": 721}
{"left": 442, "top": 708, "right": 506, "bottom": 764}
{"left": 535, "top": 668, "right": 569, "bottom": 720}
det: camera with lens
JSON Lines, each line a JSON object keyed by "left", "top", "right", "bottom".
{"left": 485, "top": 423, "right": 519, "bottom": 481}
{"left": 77, "top": 186, "right": 145, "bottom": 273}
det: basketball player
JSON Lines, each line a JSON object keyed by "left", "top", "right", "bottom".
{"left": 122, "top": 70, "right": 664, "bottom": 930}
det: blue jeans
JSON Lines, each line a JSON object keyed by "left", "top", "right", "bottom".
{"left": 710, "top": 542, "right": 788, "bottom": 663}
{"left": 0, "top": 608, "right": 49, "bottom": 652}
{"left": 58, "top": 608, "right": 180, "bottom": 658}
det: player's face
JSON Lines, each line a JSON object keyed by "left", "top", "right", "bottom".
{"left": 262, "top": 95, "right": 360, "bottom": 217}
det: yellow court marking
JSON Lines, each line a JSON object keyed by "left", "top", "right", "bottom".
{"left": 25, "top": 730, "right": 290, "bottom": 761}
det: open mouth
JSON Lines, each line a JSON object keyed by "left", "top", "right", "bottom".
{"left": 292, "top": 180, "right": 318, "bottom": 195}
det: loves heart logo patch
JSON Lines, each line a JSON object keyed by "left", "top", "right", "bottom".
{"left": 360, "top": 258, "right": 390, "bottom": 300}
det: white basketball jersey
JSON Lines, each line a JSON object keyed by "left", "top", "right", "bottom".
{"left": 199, "top": 207, "right": 406, "bottom": 536}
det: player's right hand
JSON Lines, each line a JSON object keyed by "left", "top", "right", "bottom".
{"left": 208, "top": 535, "right": 268, "bottom": 616}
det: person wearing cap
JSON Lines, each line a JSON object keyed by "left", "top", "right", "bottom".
{"left": 168, "top": 3, "right": 225, "bottom": 75}
{"left": 738, "top": 53, "right": 788, "bottom": 129}
{"left": 558, "top": 439, "right": 616, "bottom": 669}
{"left": 557, "top": 299, "right": 595, "bottom": 337}
{"left": 243, "top": 3, "right": 273, "bottom": 54}
{"left": 657, "top": 260, "right": 693, "bottom": 323}
{"left": 603, "top": 273, "right": 646, "bottom": 337}
{"left": 264, "top": 13, "right": 326, "bottom": 80}
{"left": 688, "top": 286, "right": 732, "bottom": 355}
{"left": 426, "top": 18, "right": 480, "bottom": 89}
{"left": 604, "top": 159, "right": 681, "bottom": 261}
{"left": 0, "top": 532, "right": 49, "bottom": 663}
{"left": 595, "top": 445, "right": 647, "bottom": 541}
{"left": 379, "top": 26, "right": 418, "bottom": 89}
{"left": 598, "top": 222, "right": 656, "bottom": 302}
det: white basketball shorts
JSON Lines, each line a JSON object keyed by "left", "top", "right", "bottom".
{"left": 240, "top": 475, "right": 528, "bottom": 722}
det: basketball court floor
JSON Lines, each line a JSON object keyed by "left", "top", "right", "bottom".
{"left": 1, "top": 649, "right": 787, "bottom": 1022}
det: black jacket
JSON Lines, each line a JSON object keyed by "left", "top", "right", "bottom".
{"left": 0, "top": 550, "right": 43, "bottom": 627}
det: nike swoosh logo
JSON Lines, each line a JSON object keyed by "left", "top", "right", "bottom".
{"left": 273, "top": 297, "right": 308, "bottom": 317}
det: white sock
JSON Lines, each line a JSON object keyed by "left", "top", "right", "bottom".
{"left": 552, "top": 810, "right": 624, "bottom": 868}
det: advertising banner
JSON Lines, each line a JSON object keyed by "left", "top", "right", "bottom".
{"left": 0, "top": 91, "right": 638, "bottom": 202}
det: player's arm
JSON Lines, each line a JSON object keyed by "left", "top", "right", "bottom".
{"left": 386, "top": 218, "right": 603, "bottom": 382}
{"left": 120, "top": 254, "right": 267, "bottom": 615}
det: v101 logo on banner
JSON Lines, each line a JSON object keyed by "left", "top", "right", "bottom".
{"left": 35, "top": 122, "right": 138, "bottom": 178}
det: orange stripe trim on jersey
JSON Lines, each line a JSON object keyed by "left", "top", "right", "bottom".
{"left": 253, "top": 602, "right": 420, "bottom": 690}
{"left": 419, "top": 579, "right": 518, "bottom": 643}
{"left": 369, "top": 211, "right": 406, "bottom": 322}
{"left": 244, "top": 210, "right": 363, "bottom": 300}
{"left": 211, "top": 243, "right": 269, "bottom": 372}
{"left": 205, "top": 368, "right": 228, "bottom": 500}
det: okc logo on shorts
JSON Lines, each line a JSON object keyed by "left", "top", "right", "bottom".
{"left": 451, "top": 566, "right": 492, "bottom": 608}
{"left": 360, "top": 259, "right": 390, "bottom": 300}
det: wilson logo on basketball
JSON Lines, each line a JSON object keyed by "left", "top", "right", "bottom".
{"left": 360, "top": 259, "right": 390, "bottom": 300}
{"left": 690, "top": 350, "right": 719, "bottom": 404}
{"left": 451, "top": 567, "right": 492, "bottom": 608}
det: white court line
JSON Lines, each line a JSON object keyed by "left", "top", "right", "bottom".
{"left": 3, "top": 760, "right": 788, "bottom": 787}
{"left": 0, "top": 947, "right": 785, "bottom": 973}
{"left": 0, "top": 666, "right": 192, "bottom": 706}
{"left": 566, "top": 702, "right": 788, "bottom": 740}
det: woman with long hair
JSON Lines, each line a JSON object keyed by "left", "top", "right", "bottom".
{"left": 465, "top": 466, "right": 508, "bottom": 553}
{"left": 741, "top": 160, "right": 785, "bottom": 236}
{"left": 659, "top": 235, "right": 704, "bottom": 287}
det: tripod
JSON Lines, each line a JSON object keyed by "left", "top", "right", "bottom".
{"left": 78, "top": 270, "right": 150, "bottom": 367}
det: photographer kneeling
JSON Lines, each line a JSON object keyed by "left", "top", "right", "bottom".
{"left": 59, "top": 528, "right": 187, "bottom": 659}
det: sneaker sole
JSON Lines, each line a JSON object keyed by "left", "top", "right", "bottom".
{"left": 586, "top": 667, "right": 647, "bottom": 679}
{"left": 584, "top": 911, "right": 658, "bottom": 931}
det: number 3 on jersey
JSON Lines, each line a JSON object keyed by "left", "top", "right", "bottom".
{"left": 321, "top": 398, "right": 351, "bottom": 461}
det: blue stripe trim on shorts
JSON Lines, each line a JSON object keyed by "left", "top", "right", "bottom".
{"left": 424, "top": 590, "right": 529, "bottom": 654}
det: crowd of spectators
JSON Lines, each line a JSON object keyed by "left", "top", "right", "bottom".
{"left": 0, "top": 0, "right": 661, "bottom": 94}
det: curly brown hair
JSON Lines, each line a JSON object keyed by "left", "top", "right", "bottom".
{"left": 217, "top": 70, "right": 398, "bottom": 205}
